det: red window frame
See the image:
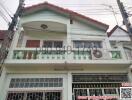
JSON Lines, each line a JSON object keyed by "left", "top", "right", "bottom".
{"left": 26, "top": 40, "right": 40, "bottom": 48}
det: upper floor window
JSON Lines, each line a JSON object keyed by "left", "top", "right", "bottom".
{"left": 26, "top": 40, "right": 40, "bottom": 48}
{"left": 73, "top": 41, "right": 102, "bottom": 48}
{"left": 43, "top": 41, "right": 63, "bottom": 48}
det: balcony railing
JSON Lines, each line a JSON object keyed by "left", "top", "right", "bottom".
{"left": 110, "top": 50, "right": 122, "bottom": 59}
{"left": 11, "top": 48, "right": 123, "bottom": 61}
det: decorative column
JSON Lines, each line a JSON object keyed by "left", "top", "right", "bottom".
{"left": 67, "top": 23, "right": 72, "bottom": 62}
{"left": 68, "top": 72, "right": 72, "bottom": 100}
{"left": 117, "top": 42, "right": 127, "bottom": 60}
{"left": 104, "top": 37, "right": 111, "bottom": 50}
{"left": 7, "top": 21, "right": 22, "bottom": 59}
{"left": 0, "top": 67, "right": 7, "bottom": 100}
{"left": 128, "top": 65, "right": 132, "bottom": 83}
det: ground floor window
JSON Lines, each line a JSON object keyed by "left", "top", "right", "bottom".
{"left": 6, "top": 91, "right": 62, "bottom": 100}
{"left": 6, "top": 77, "right": 63, "bottom": 100}
{"left": 9, "top": 78, "right": 63, "bottom": 88}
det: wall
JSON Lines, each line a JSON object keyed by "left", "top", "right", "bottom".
{"left": 21, "top": 10, "right": 69, "bottom": 25}
{"left": 21, "top": 32, "right": 67, "bottom": 47}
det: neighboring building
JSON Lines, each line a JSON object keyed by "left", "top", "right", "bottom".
{"left": 0, "top": 30, "right": 6, "bottom": 48}
{"left": 108, "top": 25, "right": 132, "bottom": 60}
{"left": 0, "top": 2, "right": 132, "bottom": 100}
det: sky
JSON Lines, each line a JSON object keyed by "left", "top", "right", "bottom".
{"left": 0, "top": 0, "right": 132, "bottom": 31}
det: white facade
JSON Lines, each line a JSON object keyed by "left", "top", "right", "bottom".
{"left": 0, "top": 2, "right": 132, "bottom": 100}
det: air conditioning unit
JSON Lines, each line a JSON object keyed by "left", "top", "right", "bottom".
{"left": 91, "top": 49, "right": 110, "bottom": 60}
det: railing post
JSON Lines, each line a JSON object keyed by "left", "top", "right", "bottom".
{"left": 7, "top": 50, "right": 14, "bottom": 59}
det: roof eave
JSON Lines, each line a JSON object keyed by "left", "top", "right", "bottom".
{"left": 22, "top": 2, "right": 109, "bottom": 31}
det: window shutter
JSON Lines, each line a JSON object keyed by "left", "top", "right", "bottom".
{"left": 26, "top": 40, "right": 40, "bottom": 48}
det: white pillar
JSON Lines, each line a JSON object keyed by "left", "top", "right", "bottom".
{"left": 117, "top": 42, "right": 127, "bottom": 60}
{"left": 128, "top": 65, "right": 132, "bottom": 83}
{"left": 7, "top": 22, "right": 22, "bottom": 59}
{"left": 68, "top": 72, "right": 72, "bottom": 100}
{"left": 0, "top": 67, "right": 7, "bottom": 100}
{"left": 67, "top": 23, "right": 73, "bottom": 62}
{"left": 104, "top": 37, "right": 111, "bottom": 49}
{"left": 67, "top": 23, "right": 72, "bottom": 47}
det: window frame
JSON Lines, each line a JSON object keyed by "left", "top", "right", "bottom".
{"left": 73, "top": 40, "right": 103, "bottom": 48}
{"left": 43, "top": 40, "right": 63, "bottom": 48}
{"left": 26, "top": 40, "right": 40, "bottom": 48}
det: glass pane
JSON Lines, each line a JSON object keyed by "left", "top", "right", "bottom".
{"left": 89, "top": 89, "right": 102, "bottom": 96}
{"left": 6, "top": 91, "right": 61, "bottom": 100}
{"left": 9, "top": 78, "right": 63, "bottom": 88}
{"left": 26, "top": 92, "right": 43, "bottom": 100}
{"left": 93, "top": 41, "right": 102, "bottom": 48}
{"left": 104, "top": 89, "right": 117, "bottom": 94}
{"left": 43, "top": 41, "right": 52, "bottom": 48}
{"left": 54, "top": 41, "right": 63, "bottom": 48}
{"left": 73, "top": 41, "right": 84, "bottom": 48}
{"left": 6, "top": 92, "right": 24, "bottom": 100}
{"left": 84, "top": 41, "right": 91, "bottom": 48}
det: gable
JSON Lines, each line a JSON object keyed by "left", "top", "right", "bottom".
{"left": 21, "top": 9, "right": 69, "bottom": 25}
{"left": 109, "top": 27, "right": 131, "bottom": 41}
{"left": 22, "top": 2, "right": 109, "bottom": 31}
{"left": 21, "top": 9, "right": 107, "bottom": 40}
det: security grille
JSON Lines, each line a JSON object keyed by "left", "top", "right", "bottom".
{"left": 9, "top": 78, "right": 63, "bottom": 88}
{"left": 72, "top": 73, "right": 128, "bottom": 82}
{"left": 6, "top": 91, "right": 61, "bottom": 100}
{"left": 72, "top": 73, "right": 128, "bottom": 100}
{"left": 7, "top": 92, "right": 24, "bottom": 100}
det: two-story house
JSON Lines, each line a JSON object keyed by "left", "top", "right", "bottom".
{"left": 0, "top": 2, "right": 132, "bottom": 100}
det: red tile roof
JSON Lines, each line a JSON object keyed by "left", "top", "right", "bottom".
{"left": 23, "top": 2, "right": 109, "bottom": 31}
{"left": 108, "top": 25, "right": 128, "bottom": 37}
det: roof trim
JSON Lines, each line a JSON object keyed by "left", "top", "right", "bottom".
{"left": 108, "top": 25, "right": 128, "bottom": 37}
{"left": 23, "top": 2, "right": 109, "bottom": 31}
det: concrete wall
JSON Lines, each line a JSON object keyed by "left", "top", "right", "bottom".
{"left": 21, "top": 32, "right": 67, "bottom": 47}
{"left": 19, "top": 10, "right": 107, "bottom": 48}
{"left": 1, "top": 8, "right": 131, "bottom": 100}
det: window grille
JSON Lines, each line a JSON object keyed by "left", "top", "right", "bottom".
{"left": 43, "top": 41, "right": 63, "bottom": 48}
{"left": 9, "top": 78, "right": 63, "bottom": 88}
{"left": 72, "top": 74, "right": 128, "bottom": 82}
{"left": 6, "top": 91, "right": 61, "bottom": 100}
{"left": 73, "top": 41, "right": 102, "bottom": 48}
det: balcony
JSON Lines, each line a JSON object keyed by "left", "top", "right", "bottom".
{"left": 5, "top": 47, "right": 129, "bottom": 65}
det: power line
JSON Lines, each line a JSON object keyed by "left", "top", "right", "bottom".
{"left": 0, "top": 0, "right": 25, "bottom": 75}
{"left": 0, "top": 8, "right": 10, "bottom": 23}
{"left": 1, "top": 0, "right": 13, "bottom": 14}
{"left": 0, "top": 1, "right": 13, "bottom": 18}
{"left": 117, "top": 0, "right": 132, "bottom": 38}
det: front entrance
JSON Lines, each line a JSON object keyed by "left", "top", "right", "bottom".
{"left": 6, "top": 91, "right": 62, "bottom": 100}
{"left": 72, "top": 73, "right": 128, "bottom": 100}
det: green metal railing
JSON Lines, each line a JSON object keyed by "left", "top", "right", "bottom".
{"left": 111, "top": 51, "right": 122, "bottom": 59}
{"left": 13, "top": 49, "right": 122, "bottom": 60}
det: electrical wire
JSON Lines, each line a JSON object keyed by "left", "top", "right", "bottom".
{"left": 0, "top": 9, "right": 10, "bottom": 23}
{"left": 0, "top": 1, "right": 12, "bottom": 18}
